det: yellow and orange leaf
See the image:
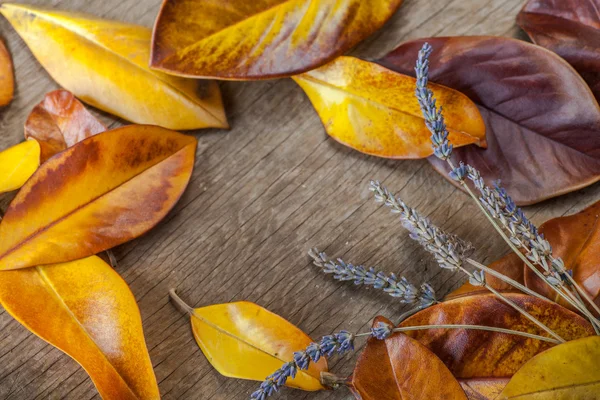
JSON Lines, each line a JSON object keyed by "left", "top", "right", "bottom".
{"left": 186, "top": 300, "right": 327, "bottom": 390}
{"left": 150, "top": 0, "right": 404, "bottom": 80}
{"left": 0, "top": 125, "right": 196, "bottom": 270}
{"left": 25, "top": 90, "right": 106, "bottom": 163}
{"left": 0, "top": 38, "right": 14, "bottom": 106}
{"left": 0, "top": 256, "right": 159, "bottom": 399}
{"left": 0, "top": 139, "right": 40, "bottom": 193}
{"left": 293, "top": 57, "right": 486, "bottom": 159}
{"left": 499, "top": 336, "right": 600, "bottom": 399}
{"left": 351, "top": 316, "right": 467, "bottom": 400}
{"left": 1, "top": 3, "right": 228, "bottom": 130}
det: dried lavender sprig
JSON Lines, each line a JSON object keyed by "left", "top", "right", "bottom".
{"left": 251, "top": 322, "right": 558, "bottom": 399}
{"left": 369, "top": 180, "right": 565, "bottom": 343}
{"left": 309, "top": 248, "right": 437, "bottom": 308}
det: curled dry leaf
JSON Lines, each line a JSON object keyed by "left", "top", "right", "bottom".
{"left": 379, "top": 36, "right": 600, "bottom": 205}
{"left": 0, "top": 139, "right": 40, "bottom": 194}
{"left": 350, "top": 316, "right": 467, "bottom": 400}
{"left": 293, "top": 56, "right": 486, "bottom": 159}
{"left": 400, "top": 294, "right": 593, "bottom": 384}
{"left": 518, "top": 0, "right": 600, "bottom": 101}
{"left": 0, "top": 3, "right": 228, "bottom": 130}
{"left": 0, "top": 125, "right": 196, "bottom": 270}
{"left": 0, "top": 256, "right": 159, "bottom": 399}
{"left": 0, "top": 38, "right": 14, "bottom": 106}
{"left": 499, "top": 336, "right": 600, "bottom": 399}
{"left": 25, "top": 90, "right": 106, "bottom": 163}
{"left": 175, "top": 297, "right": 327, "bottom": 390}
{"left": 150, "top": 0, "right": 404, "bottom": 80}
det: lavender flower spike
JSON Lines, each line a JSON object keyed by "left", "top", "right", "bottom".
{"left": 415, "top": 42, "right": 452, "bottom": 160}
{"left": 309, "top": 248, "right": 437, "bottom": 307}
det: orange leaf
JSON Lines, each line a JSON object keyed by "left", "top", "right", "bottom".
{"left": 1, "top": 3, "right": 228, "bottom": 130}
{"left": 0, "top": 125, "right": 196, "bottom": 270}
{"left": 0, "top": 256, "right": 159, "bottom": 399}
{"left": 0, "top": 38, "right": 14, "bottom": 106}
{"left": 350, "top": 316, "right": 467, "bottom": 400}
{"left": 460, "top": 378, "right": 509, "bottom": 400}
{"left": 401, "top": 294, "right": 593, "bottom": 379}
{"left": 150, "top": 0, "right": 404, "bottom": 80}
{"left": 293, "top": 56, "right": 486, "bottom": 159}
{"left": 25, "top": 90, "right": 106, "bottom": 163}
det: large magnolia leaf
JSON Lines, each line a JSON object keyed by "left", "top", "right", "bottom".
{"left": 0, "top": 139, "right": 40, "bottom": 194}
{"left": 379, "top": 36, "right": 600, "bottom": 205}
{"left": 350, "top": 316, "right": 467, "bottom": 400}
{"left": 499, "top": 336, "right": 600, "bottom": 399}
{"left": 0, "top": 38, "right": 14, "bottom": 106}
{"left": 401, "top": 293, "right": 593, "bottom": 379}
{"left": 150, "top": 0, "right": 404, "bottom": 80}
{"left": 293, "top": 56, "right": 486, "bottom": 159}
{"left": 0, "top": 256, "right": 159, "bottom": 399}
{"left": 186, "top": 300, "right": 327, "bottom": 390}
{"left": 0, "top": 3, "right": 228, "bottom": 130}
{"left": 0, "top": 125, "right": 196, "bottom": 270}
{"left": 25, "top": 90, "right": 106, "bottom": 163}
{"left": 518, "top": 0, "right": 600, "bottom": 101}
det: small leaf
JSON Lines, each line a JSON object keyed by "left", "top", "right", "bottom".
{"left": 150, "top": 0, "right": 404, "bottom": 80}
{"left": 0, "top": 125, "right": 196, "bottom": 270}
{"left": 1, "top": 3, "right": 228, "bottom": 130}
{"left": 499, "top": 336, "right": 600, "bottom": 399}
{"left": 460, "top": 378, "right": 509, "bottom": 400}
{"left": 518, "top": 0, "right": 600, "bottom": 101}
{"left": 379, "top": 36, "right": 600, "bottom": 205}
{"left": 0, "top": 139, "right": 40, "bottom": 193}
{"left": 25, "top": 90, "right": 106, "bottom": 163}
{"left": 350, "top": 316, "right": 467, "bottom": 400}
{"left": 0, "top": 38, "right": 14, "bottom": 106}
{"left": 400, "top": 293, "right": 593, "bottom": 379}
{"left": 0, "top": 256, "right": 159, "bottom": 399}
{"left": 293, "top": 56, "right": 486, "bottom": 159}
{"left": 185, "top": 299, "right": 327, "bottom": 390}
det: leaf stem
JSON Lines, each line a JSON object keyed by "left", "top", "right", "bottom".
{"left": 169, "top": 289, "right": 194, "bottom": 316}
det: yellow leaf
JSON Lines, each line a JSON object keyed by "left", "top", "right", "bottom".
{"left": 293, "top": 56, "right": 486, "bottom": 159}
{"left": 0, "top": 256, "right": 159, "bottom": 399}
{"left": 499, "top": 336, "right": 600, "bottom": 399}
{"left": 0, "top": 3, "right": 228, "bottom": 130}
{"left": 0, "top": 139, "right": 40, "bottom": 193}
{"left": 171, "top": 292, "right": 328, "bottom": 391}
{"left": 151, "top": 0, "right": 404, "bottom": 80}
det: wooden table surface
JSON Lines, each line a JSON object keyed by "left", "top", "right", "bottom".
{"left": 1, "top": 0, "right": 598, "bottom": 399}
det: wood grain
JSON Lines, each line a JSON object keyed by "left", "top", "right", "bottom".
{"left": 1, "top": 0, "right": 599, "bottom": 399}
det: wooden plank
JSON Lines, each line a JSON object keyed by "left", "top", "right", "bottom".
{"left": 1, "top": 0, "right": 599, "bottom": 399}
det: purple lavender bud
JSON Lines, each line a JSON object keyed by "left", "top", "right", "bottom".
{"left": 371, "top": 321, "right": 394, "bottom": 340}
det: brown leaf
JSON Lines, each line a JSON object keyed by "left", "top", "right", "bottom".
{"left": 25, "top": 90, "right": 106, "bottom": 163}
{"left": 400, "top": 293, "right": 593, "bottom": 379}
{"left": 150, "top": 0, "right": 404, "bottom": 80}
{"left": 0, "top": 125, "right": 196, "bottom": 270}
{"left": 460, "top": 379, "right": 509, "bottom": 400}
{"left": 517, "top": 0, "right": 600, "bottom": 102}
{"left": 0, "top": 38, "right": 14, "bottom": 106}
{"left": 350, "top": 316, "right": 467, "bottom": 400}
{"left": 378, "top": 36, "right": 600, "bottom": 205}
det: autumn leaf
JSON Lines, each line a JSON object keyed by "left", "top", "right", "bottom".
{"left": 0, "top": 125, "right": 196, "bottom": 270}
{"left": 0, "top": 38, "right": 14, "bottom": 106}
{"left": 379, "top": 36, "right": 600, "bottom": 205}
{"left": 499, "top": 336, "right": 600, "bottom": 399}
{"left": 0, "top": 3, "right": 228, "bottom": 130}
{"left": 0, "top": 256, "right": 159, "bottom": 399}
{"left": 460, "top": 379, "right": 509, "bottom": 400}
{"left": 0, "top": 139, "right": 40, "bottom": 194}
{"left": 517, "top": 0, "right": 600, "bottom": 102}
{"left": 169, "top": 291, "right": 328, "bottom": 390}
{"left": 350, "top": 316, "right": 467, "bottom": 400}
{"left": 150, "top": 0, "right": 404, "bottom": 80}
{"left": 400, "top": 293, "right": 593, "bottom": 379}
{"left": 25, "top": 90, "right": 106, "bottom": 163}
{"left": 293, "top": 56, "right": 486, "bottom": 159}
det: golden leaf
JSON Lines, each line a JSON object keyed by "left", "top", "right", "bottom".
{"left": 0, "top": 139, "right": 40, "bottom": 194}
